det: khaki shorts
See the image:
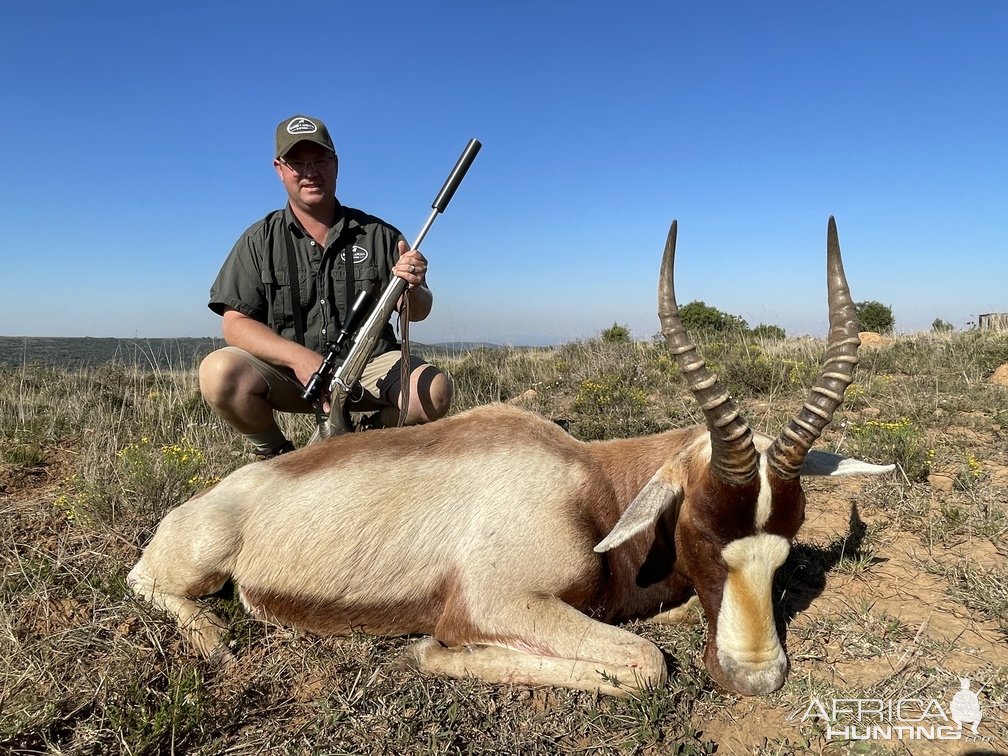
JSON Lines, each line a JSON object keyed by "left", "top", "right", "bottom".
{"left": 217, "top": 346, "right": 430, "bottom": 414}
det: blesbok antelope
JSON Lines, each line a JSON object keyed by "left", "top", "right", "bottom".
{"left": 129, "top": 217, "right": 893, "bottom": 696}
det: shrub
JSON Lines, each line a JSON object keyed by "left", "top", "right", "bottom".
{"left": 720, "top": 352, "right": 778, "bottom": 396}
{"left": 569, "top": 372, "right": 659, "bottom": 440}
{"left": 855, "top": 300, "right": 895, "bottom": 334}
{"left": 848, "top": 417, "right": 929, "bottom": 481}
{"left": 572, "top": 375, "right": 646, "bottom": 415}
{"left": 600, "top": 323, "right": 632, "bottom": 343}
{"left": 952, "top": 451, "right": 987, "bottom": 491}
{"left": 116, "top": 437, "right": 216, "bottom": 515}
{"left": 679, "top": 301, "right": 748, "bottom": 334}
{"left": 751, "top": 323, "right": 785, "bottom": 340}
{"left": 932, "top": 318, "right": 954, "bottom": 333}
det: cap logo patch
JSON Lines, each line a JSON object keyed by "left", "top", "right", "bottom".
{"left": 287, "top": 117, "right": 318, "bottom": 135}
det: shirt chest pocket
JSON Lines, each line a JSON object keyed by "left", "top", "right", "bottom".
{"left": 332, "top": 255, "right": 382, "bottom": 296}
{"left": 262, "top": 267, "right": 295, "bottom": 335}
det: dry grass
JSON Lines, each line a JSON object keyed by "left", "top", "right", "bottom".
{"left": 1, "top": 330, "right": 1007, "bottom": 754}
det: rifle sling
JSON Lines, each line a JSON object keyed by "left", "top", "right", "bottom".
{"left": 342, "top": 240, "right": 356, "bottom": 348}
{"left": 281, "top": 227, "right": 305, "bottom": 346}
{"left": 398, "top": 292, "right": 411, "bottom": 427}
{"left": 281, "top": 221, "right": 360, "bottom": 356}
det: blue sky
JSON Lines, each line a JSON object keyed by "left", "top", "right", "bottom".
{"left": 1, "top": 2, "right": 1004, "bottom": 345}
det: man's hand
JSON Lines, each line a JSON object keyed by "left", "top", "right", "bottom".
{"left": 220, "top": 308, "right": 332, "bottom": 410}
{"left": 392, "top": 240, "right": 427, "bottom": 289}
{"left": 291, "top": 351, "right": 332, "bottom": 412}
{"left": 290, "top": 352, "right": 324, "bottom": 392}
{"left": 392, "top": 240, "right": 433, "bottom": 321}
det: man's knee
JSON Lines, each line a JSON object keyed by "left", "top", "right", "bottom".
{"left": 199, "top": 349, "right": 254, "bottom": 408}
{"left": 430, "top": 370, "right": 454, "bottom": 417}
{"left": 422, "top": 369, "right": 453, "bottom": 421}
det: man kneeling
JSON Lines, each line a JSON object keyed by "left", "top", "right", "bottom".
{"left": 200, "top": 114, "right": 452, "bottom": 458}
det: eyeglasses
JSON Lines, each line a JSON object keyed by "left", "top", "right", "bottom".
{"left": 278, "top": 155, "right": 335, "bottom": 175}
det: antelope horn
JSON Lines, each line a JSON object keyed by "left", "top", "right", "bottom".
{"left": 659, "top": 221, "right": 759, "bottom": 485}
{"left": 766, "top": 216, "right": 860, "bottom": 480}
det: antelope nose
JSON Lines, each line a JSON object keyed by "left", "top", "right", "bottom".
{"left": 720, "top": 655, "right": 789, "bottom": 696}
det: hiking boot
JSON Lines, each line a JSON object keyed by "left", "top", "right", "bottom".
{"left": 251, "top": 440, "right": 295, "bottom": 461}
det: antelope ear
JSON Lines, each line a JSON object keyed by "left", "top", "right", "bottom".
{"left": 802, "top": 449, "right": 896, "bottom": 477}
{"left": 594, "top": 470, "right": 683, "bottom": 553}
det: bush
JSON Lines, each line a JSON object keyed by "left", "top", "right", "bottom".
{"left": 848, "top": 417, "right": 929, "bottom": 481}
{"left": 751, "top": 323, "right": 786, "bottom": 340}
{"left": 569, "top": 372, "right": 659, "bottom": 440}
{"left": 600, "top": 323, "right": 631, "bottom": 343}
{"left": 679, "top": 301, "right": 748, "bottom": 334}
{"left": 855, "top": 301, "right": 895, "bottom": 334}
{"left": 932, "top": 318, "right": 954, "bottom": 333}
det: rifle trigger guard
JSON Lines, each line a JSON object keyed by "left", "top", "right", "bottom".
{"left": 346, "top": 382, "right": 364, "bottom": 403}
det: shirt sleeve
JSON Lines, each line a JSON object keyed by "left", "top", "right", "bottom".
{"left": 208, "top": 221, "right": 269, "bottom": 320}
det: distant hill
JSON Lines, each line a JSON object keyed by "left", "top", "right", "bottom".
{"left": 0, "top": 337, "right": 226, "bottom": 370}
{"left": 418, "top": 341, "right": 502, "bottom": 355}
{"left": 0, "top": 337, "right": 505, "bottom": 370}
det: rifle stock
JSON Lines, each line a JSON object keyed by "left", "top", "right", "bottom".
{"left": 313, "top": 138, "right": 481, "bottom": 439}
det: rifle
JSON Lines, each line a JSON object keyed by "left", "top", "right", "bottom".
{"left": 300, "top": 288, "right": 373, "bottom": 410}
{"left": 306, "top": 137, "right": 482, "bottom": 439}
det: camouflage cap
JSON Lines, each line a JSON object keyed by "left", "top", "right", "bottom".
{"left": 275, "top": 114, "right": 336, "bottom": 158}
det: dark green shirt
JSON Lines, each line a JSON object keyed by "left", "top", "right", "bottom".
{"left": 209, "top": 203, "right": 406, "bottom": 355}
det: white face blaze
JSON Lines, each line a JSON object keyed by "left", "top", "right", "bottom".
{"left": 714, "top": 455, "right": 790, "bottom": 694}
{"left": 754, "top": 453, "right": 774, "bottom": 530}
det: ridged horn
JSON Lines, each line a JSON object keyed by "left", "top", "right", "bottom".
{"left": 659, "top": 221, "right": 759, "bottom": 485}
{"left": 766, "top": 216, "right": 860, "bottom": 480}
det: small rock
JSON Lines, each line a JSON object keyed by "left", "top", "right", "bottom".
{"left": 858, "top": 331, "right": 894, "bottom": 349}
{"left": 927, "top": 472, "right": 955, "bottom": 492}
{"left": 508, "top": 389, "right": 538, "bottom": 405}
